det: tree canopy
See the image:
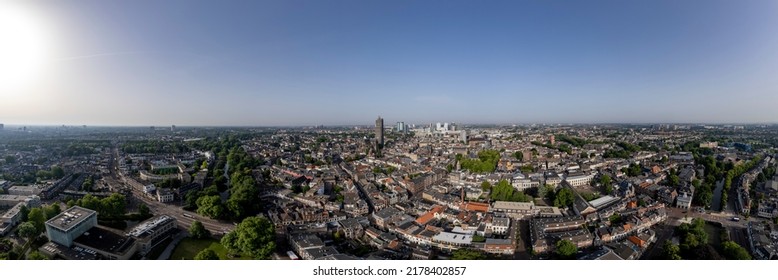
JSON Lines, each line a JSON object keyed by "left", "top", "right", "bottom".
{"left": 661, "top": 240, "right": 682, "bottom": 260}
{"left": 196, "top": 195, "right": 225, "bottom": 219}
{"left": 721, "top": 241, "right": 751, "bottom": 260}
{"left": 677, "top": 218, "right": 709, "bottom": 258}
{"left": 194, "top": 248, "right": 220, "bottom": 260}
{"left": 27, "top": 208, "right": 46, "bottom": 233}
{"left": 17, "top": 222, "right": 39, "bottom": 240}
{"left": 553, "top": 188, "right": 575, "bottom": 208}
{"left": 189, "top": 220, "right": 210, "bottom": 239}
{"left": 490, "top": 180, "right": 532, "bottom": 202}
{"left": 459, "top": 150, "right": 500, "bottom": 173}
{"left": 74, "top": 194, "right": 127, "bottom": 219}
{"left": 220, "top": 216, "right": 276, "bottom": 259}
{"left": 554, "top": 239, "right": 577, "bottom": 259}
{"left": 451, "top": 248, "right": 486, "bottom": 260}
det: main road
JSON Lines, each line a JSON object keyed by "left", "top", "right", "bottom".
{"left": 106, "top": 146, "right": 235, "bottom": 235}
{"left": 664, "top": 207, "right": 746, "bottom": 229}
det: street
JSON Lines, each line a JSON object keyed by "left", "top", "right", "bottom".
{"left": 664, "top": 207, "right": 747, "bottom": 229}
{"left": 104, "top": 146, "right": 235, "bottom": 235}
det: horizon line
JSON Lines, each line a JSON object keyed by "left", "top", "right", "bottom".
{"left": 2, "top": 121, "right": 778, "bottom": 128}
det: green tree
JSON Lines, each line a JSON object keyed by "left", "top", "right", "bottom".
{"left": 608, "top": 214, "right": 622, "bottom": 224}
{"left": 451, "top": 248, "right": 486, "bottom": 260}
{"left": 44, "top": 204, "right": 61, "bottom": 220}
{"left": 481, "top": 181, "right": 492, "bottom": 191}
{"left": 196, "top": 195, "right": 224, "bottom": 219}
{"left": 538, "top": 184, "right": 554, "bottom": 199}
{"left": 100, "top": 194, "right": 127, "bottom": 218}
{"left": 721, "top": 241, "right": 751, "bottom": 260}
{"left": 138, "top": 203, "right": 151, "bottom": 218}
{"left": 599, "top": 174, "right": 612, "bottom": 189}
{"left": 223, "top": 172, "right": 260, "bottom": 220}
{"left": 17, "top": 222, "right": 38, "bottom": 240}
{"left": 553, "top": 188, "right": 575, "bottom": 208}
{"left": 194, "top": 248, "right": 219, "bottom": 260}
{"left": 555, "top": 239, "right": 577, "bottom": 259}
{"left": 189, "top": 220, "right": 209, "bottom": 239}
{"left": 76, "top": 194, "right": 102, "bottom": 212}
{"left": 490, "top": 180, "right": 531, "bottom": 202}
{"left": 677, "top": 218, "right": 709, "bottom": 257}
{"left": 513, "top": 151, "right": 524, "bottom": 161}
{"left": 51, "top": 166, "right": 65, "bottom": 179}
{"left": 459, "top": 150, "right": 501, "bottom": 173}
{"left": 668, "top": 174, "right": 680, "bottom": 187}
{"left": 27, "top": 208, "right": 46, "bottom": 233}
{"left": 220, "top": 216, "right": 276, "bottom": 259}
{"left": 661, "top": 240, "right": 682, "bottom": 260}
{"left": 19, "top": 205, "right": 30, "bottom": 222}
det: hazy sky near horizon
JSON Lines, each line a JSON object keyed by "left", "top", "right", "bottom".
{"left": 1, "top": 0, "right": 777, "bottom": 126}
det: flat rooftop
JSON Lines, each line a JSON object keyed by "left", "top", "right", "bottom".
{"left": 40, "top": 242, "right": 102, "bottom": 260}
{"left": 0, "top": 194, "right": 35, "bottom": 202}
{"left": 45, "top": 206, "right": 96, "bottom": 232}
{"left": 589, "top": 195, "right": 620, "bottom": 209}
{"left": 492, "top": 201, "right": 534, "bottom": 211}
{"left": 127, "top": 215, "right": 175, "bottom": 238}
{"left": 432, "top": 231, "right": 473, "bottom": 245}
{"left": 74, "top": 226, "right": 136, "bottom": 255}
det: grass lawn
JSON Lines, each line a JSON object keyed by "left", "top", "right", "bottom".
{"left": 169, "top": 237, "right": 251, "bottom": 260}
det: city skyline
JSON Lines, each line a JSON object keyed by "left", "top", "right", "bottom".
{"left": 1, "top": 0, "right": 778, "bottom": 126}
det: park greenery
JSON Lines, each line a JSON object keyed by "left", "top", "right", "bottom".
{"left": 457, "top": 150, "right": 500, "bottom": 173}
{"left": 194, "top": 248, "right": 220, "bottom": 260}
{"left": 721, "top": 241, "right": 751, "bottom": 260}
{"left": 69, "top": 194, "right": 126, "bottom": 219}
{"left": 661, "top": 240, "right": 682, "bottom": 260}
{"left": 188, "top": 144, "right": 264, "bottom": 221}
{"left": 552, "top": 188, "right": 575, "bottom": 208}
{"left": 677, "top": 218, "right": 709, "bottom": 258}
{"left": 220, "top": 216, "right": 276, "bottom": 259}
{"left": 489, "top": 180, "right": 532, "bottom": 202}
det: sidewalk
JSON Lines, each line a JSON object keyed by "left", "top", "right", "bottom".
{"left": 156, "top": 232, "right": 188, "bottom": 260}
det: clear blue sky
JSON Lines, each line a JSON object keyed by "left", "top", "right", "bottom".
{"left": 2, "top": 0, "right": 777, "bottom": 126}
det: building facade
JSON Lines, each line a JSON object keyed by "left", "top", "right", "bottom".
{"left": 45, "top": 206, "right": 98, "bottom": 247}
{"left": 375, "top": 116, "right": 384, "bottom": 147}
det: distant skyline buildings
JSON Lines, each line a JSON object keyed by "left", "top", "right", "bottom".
{"left": 1, "top": 1, "right": 777, "bottom": 126}
{"left": 396, "top": 122, "right": 406, "bottom": 133}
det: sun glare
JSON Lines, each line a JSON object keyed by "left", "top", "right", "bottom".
{"left": 0, "top": 2, "right": 51, "bottom": 95}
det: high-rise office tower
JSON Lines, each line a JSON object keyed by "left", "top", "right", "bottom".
{"left": 375, "top": 116, "right": 384, "bottom": 147}
{"left": 396, "top": 122, "right": 405, "bottom": 133}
